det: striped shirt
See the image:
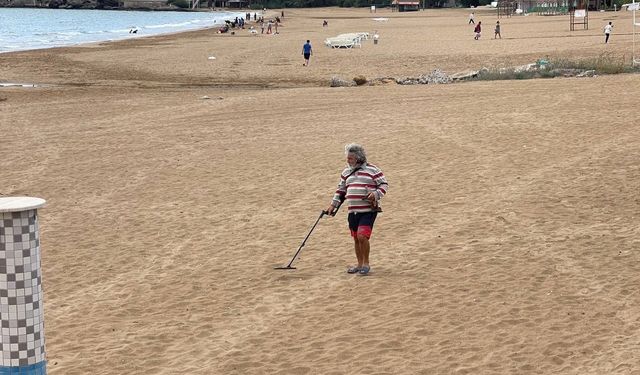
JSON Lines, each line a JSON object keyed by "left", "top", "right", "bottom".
{"left": 332, "top": 163, "right": 389, "bottom": 213}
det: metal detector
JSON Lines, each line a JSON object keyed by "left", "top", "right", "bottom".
{"left": 274, "top": 208, "right": 338, "bottom": 270}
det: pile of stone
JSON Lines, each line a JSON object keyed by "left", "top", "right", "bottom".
{"left": 331, "top": 69, "right": 455, "bottom": 87}
{"left": 329, "top": 76, "right": 356, "bottom": 87}
{"left": 329, "top": 63, "right": 599, "bottom": 87}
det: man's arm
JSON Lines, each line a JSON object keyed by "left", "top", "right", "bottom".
{"left": 371, "top": 167, "right": 388, "bottom": 201}
{"left": 327, "top": 173, "right": 347, "bottom": 214}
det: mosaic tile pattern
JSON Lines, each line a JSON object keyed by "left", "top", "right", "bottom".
{"left": 0, "top": 210, "right": 46, "bottom": 371}
{"left": 0, "top": 362, "right": 46, "bottom": 374}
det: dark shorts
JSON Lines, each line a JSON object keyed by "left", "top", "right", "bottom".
{"left": 304, "top": 53, "right": 311, "bottom": 60}
{"left": 348, "top": 211, "right": 377, "bottom": 239}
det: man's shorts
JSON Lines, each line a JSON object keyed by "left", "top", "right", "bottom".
{"left": 304, "top": 53, "right": 311, "bottom": 60}
{"left": 348, "top": 211, "right": 378, "bottom": 239}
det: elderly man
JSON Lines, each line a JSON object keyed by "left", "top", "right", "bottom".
{"left": 326, "top": 144, "right": 389, "bottom": 275}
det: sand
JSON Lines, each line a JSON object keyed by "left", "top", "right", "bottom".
{"left": 1, "top": 6, "right": 640, "bottom": 374}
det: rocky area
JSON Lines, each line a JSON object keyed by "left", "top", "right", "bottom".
{"left": 330, "top": 64, "right": 602, "bottom": 87}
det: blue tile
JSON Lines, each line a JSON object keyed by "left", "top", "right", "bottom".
{"left": 0, "top": 361, "right": 46, "bottom": 374}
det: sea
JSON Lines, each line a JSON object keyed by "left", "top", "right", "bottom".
{"left": 0, "top": 8, "right": 247, "bottom": 53}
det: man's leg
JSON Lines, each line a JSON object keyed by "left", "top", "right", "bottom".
{"left": 357, "top": 234, "right": 370, "bottom": 266}
{"left": 354, "top": 237, "right": 364, "bottom": 266}
{"left": 349, "top": 213, "right": 363, "bottom": 267}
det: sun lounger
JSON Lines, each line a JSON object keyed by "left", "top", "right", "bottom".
{"left": 325, "top": 38, "right": 357, "bottom": 48}
{"left": 325, "top": 37, "right": 361, "bottom": 48}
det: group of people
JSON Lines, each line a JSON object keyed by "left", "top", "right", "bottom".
{"left": 469, "top": 11, "right": 613, "bottom": 43}
{"left": 469, "top": 13, "right": 501, "bottom": 40}
{"left": 217, "top": 14, "right": 283, "bottom": 35}
{"left": 258, "top": 19, "right": 280, "bottom": 34}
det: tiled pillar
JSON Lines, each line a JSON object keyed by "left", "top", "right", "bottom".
{"left": 0, "top": 197, "right": 47, "bottom": 375}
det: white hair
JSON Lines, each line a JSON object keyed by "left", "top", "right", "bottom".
{"left": 345, "top": 143, "right": 367, "bottom": 164}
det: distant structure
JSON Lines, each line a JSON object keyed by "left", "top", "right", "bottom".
{"left": 391, "top": 0, "right": 420, "bottom": 11}
{"left": 570, "top": 0, "right": 589, "bottom": 30}
{"left": 497, "top": 0, "right": 517, "bottom": 17}
{"left": 536, "top": 0, "right": 569, "bottom": 15}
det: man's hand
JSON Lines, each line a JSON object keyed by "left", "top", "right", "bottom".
{"left": 366, "top": 192, "right": 376, "bottom": 203}
{"left": 325, "top": 205, "right": 336, "bottom": 216}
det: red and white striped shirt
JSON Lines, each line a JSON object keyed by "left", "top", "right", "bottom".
{"left": 332, "top": 163, "right": 388, "bottom": 213}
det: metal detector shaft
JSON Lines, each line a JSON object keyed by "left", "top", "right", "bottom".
{"left": 275, "top": 206, "right": 340, "bottom": 269}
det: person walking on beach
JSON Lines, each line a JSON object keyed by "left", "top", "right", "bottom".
{"left": 302, "top": 40, "right": 312, "bottom": 66}
{"left": 468, "top": 12, "right": 475, "bottom": 24}
{"left": 604, "top": 21, "right": 613, "bottom": 43}
{"left": 494, "top": 21, "right": 501, "bottom": 39}
{"left": 326, "top": 143, "right": 388, "bottom": 276}
{"left": 474, "top": 21, "right": 482, "bottom": 40}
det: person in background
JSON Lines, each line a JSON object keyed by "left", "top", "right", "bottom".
{"left": 604, "top": 21, "right": 613, "bottom": 43}
{"left": 302, "top": 39, "right": 312, "bottom": 66}
{"left": 494, "top": 21, "right": 501, "bottom": 39}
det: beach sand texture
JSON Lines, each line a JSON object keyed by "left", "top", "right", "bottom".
{"left": 1, "top": 7, "right": 640, "bottom": 374}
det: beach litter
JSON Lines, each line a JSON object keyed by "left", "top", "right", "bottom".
{"left": 208, "top": 56, "right": 216, "bottom": 60}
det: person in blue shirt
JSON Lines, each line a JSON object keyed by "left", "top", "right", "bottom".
{"left": 302, "top": 40, "right": 312, "bottom": 66}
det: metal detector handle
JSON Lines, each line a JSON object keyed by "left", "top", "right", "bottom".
{"left": 323, "top": 204, "right": 340, "bottom": 217}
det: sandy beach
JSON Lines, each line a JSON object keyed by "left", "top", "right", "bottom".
{"left": 2, "top": 6, "right": 640, "bottom": 374}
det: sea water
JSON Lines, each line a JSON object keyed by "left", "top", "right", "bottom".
{"left": 0, "top": 8, "right": 246, "bottom": 53}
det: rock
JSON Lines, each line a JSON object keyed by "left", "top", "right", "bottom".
{"left": 513, "top": 63, "right": 537, "bottom": 73}
{"left": 418, "top": 69, "right": 452, "bottom": 84}
{"left": 353, "top": 75, "right": 367, "bottom": 86}
{"left": 368, "top": 77, "right": 396, "bottom": 86}
{"left": 329, "top": 76, "right": 355, "bottom": 87}
{"left": 395, "top": 77, "right": 419, "bottom": 85}
{"left": 577, "top": 70, "right": 596, "bottom": 77}
{"left": 450, "top": 70, "right": 479, "bottom": 81}
{"left": 549, "top": 68, "right": 583, "bottom": 77}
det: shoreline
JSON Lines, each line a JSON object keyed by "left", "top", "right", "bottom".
{"left": 0, "top": 7, "right": 252, "bottom": 55}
